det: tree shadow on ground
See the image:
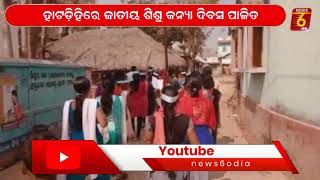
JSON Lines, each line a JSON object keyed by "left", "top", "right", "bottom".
{"left": 218, "top": 136, "right": 235, "bottom": 144}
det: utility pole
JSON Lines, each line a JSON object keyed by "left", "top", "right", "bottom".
{"left": 164, "top": 27, "right": 168, "bottom": 70}
{"left": 39, "top": 0, "right": 47, "bottom": 59}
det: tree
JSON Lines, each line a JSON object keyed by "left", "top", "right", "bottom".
{"left": 138, "top": 0, "right": 217, "bottom": 69}
{"left": 14, "top": 0, "right": 95, "bottom": 59}
{"left": 179, "top": 27, "right": 213, "bottom": 61}
{"left": 140, "top": 26, "right": 213, "bottom": 69}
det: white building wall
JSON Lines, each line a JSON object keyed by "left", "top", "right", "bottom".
{"left": 217, "top": 44, "right": 231, "bottom": 58}
{"left": 259, "top": 0, "right": 320, "bottom": 123}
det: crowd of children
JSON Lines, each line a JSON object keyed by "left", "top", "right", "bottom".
{"left": 62, "top": 65, "right": 222, "bottom": 180}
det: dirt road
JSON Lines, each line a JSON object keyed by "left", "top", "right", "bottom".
{"left": 208, "top": 76, "right": 290, "bottom": 180}
{"left": 126, "top": 76, "right": 291, "bottom": 180}
{"left": 0, "top": 76, "right": 291, "bottom": 180}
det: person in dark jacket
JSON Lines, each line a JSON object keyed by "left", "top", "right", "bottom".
{"left": 202, "top": 75, "right": 222, "bottom": 143}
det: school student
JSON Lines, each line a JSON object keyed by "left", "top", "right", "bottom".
{"left": 202, "top": 75, "right": 222, "bottom": 143}
{"left": 148, "top": 85, "right": 199, "bottom": 180}
{"left": 176, "top": 72, "right": 216, "bottom": 145}
{"left": 127, "top": 72, "right": 148, "bottom": 140}
{"left": 98, "top": 75, "right": 124, "bottom": 145}
{"left": 62, "top": 76, "right": 109, "bottom": 180}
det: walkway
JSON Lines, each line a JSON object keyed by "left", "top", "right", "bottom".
{"left": 126, "top": 76, "right": 291, "bottom": 180}
{"left": 208, "top": 76, "right": 290, "bottom": 180}
{"left": 0, "top": 76, "right": 292, "bottom": 180}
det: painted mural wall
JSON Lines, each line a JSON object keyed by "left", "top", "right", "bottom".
{"left": 0, "top": 59, "right": 85, "bottom": 153}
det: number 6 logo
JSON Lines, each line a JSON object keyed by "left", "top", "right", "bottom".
{"left": 291, "top": 8, "right": 312, "bottom": 31}
{"left": 297, "top": 14, "right": 307, "bottom": 28}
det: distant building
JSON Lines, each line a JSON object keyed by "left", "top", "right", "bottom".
{"left": 202, "top": 47, "right": 216, "bottom": 58}
{"left": 217, "top": 36, "right": 231, "bottom": 59}
{"left": 231, "top": 1, "right": 320, "bottom": 180}
{"left": 206, "top": 56, "right": 219, "bottom": 64}
{"left": 217, "top": 36, "right": 232, "bottom": 74}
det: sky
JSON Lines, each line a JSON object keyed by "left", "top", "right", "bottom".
{"left": 96, "top": 0, "right": 236, "bottom": 55}
{"left": 205, "top": 0, "right": 236, "bottom": 52}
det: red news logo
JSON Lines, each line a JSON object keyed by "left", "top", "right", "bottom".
{"left": 46, "top": 144, "right": 81, "bottom": 170}
{"left": 291, "top": 8, "right": 312, "bottom": 31}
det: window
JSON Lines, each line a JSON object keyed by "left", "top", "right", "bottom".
{"left": 223, "top": 46, "right": 227, "bottom": 52}
{"left": 252, "top": 27, "right": 263, "bottom": 67}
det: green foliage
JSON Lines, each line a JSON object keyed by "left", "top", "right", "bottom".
{"left": 133, "top": 0, "right": 218, "bottom": 62}
{"left": 140, "top": 26, "right": 213, "bottom": 62}
{"left": 139, "top": 27, "right": 184, "bottom": 46}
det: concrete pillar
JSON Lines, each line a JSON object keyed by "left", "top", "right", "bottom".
{"left": 231, "top": 34, "right": 237, "bottom": 70}
{"left": 247, "top": 27, "right": 254, "bottom": 68}
{"left": 237, "top": 28, "right": 243, "bottom": 70}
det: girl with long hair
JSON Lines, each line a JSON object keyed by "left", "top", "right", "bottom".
{"left": 175, "top": 72, "right": 216, "bottom": 180}
{"left": 142, "top": 69, "right": 158, "bottom": 144}
{"left": 127, "top": 72, "right": 148, "bottom": 140}
{"left": 98, "top": 72, "right": 129, "bottom": 180}
{"left": 118, "top": 76, "right": 135, "bottom": 142}
{"left": 71, "top": 76, "right": 107, "bottom": 141}
{"left": 148, "top": 85, "right": 199, "bottom": 180}
{"left": 202, "top": 75, "right": 222, "bottom": 143}
{"left": 98, "top": 73, "right": 125, "bottom": 145}
{"left": 65, "top": 76, "right": 109, "bottom": 180}
{"left": 176, "top": 72, "right": 216, "bottom": 144}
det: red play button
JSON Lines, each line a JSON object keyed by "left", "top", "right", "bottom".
{"left": 46, "top": 144, "right": 81, "bottom": 170}
{"left": 32, "top": 140, "right": 121, "bottom": 174}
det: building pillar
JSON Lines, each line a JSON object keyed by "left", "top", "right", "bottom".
{"left": 247, "top": 27, "right": 254, "bottom": 68}
{"left": 237, "top": 28, "right": 243, "bottom": 70}
{"left": 231, "top": 33, "right": 237, "bottom": 70}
